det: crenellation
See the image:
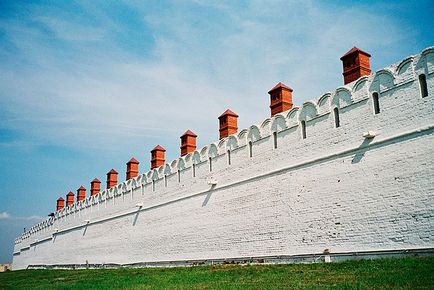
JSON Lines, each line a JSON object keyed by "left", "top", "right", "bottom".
{"left": 13, "top": 47, "right": 434, "bottom": 269}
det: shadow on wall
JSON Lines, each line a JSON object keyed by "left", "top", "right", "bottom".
{"left": 202, "top": 184, "right": 217, "bottom": 207}
{"left": 133, "top": 210, "right": 140, "bottom": 226}
{"left": 83, "top": 225, "right": 88, "bottom": 236}
{"left": 352, "top": 138, "right": 374, "bottom": 164}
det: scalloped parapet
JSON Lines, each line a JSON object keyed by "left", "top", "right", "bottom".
{"left": 13, "top": 46, "right": 434, "bottom": 260}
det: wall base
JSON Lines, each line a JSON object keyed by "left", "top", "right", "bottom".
{"left": 26, "top": 247, "right": 434, "bottom": 270}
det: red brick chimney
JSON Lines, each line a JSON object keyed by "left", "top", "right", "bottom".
{"left": 180, "top": 130, "right": 197, "bottom": 156}
{"left": 66, "top": 191, "right": 74, "bottom": 207}
{"left": 268, "top": 82, "right": 293, "bottom": 117}
{"left": 218, "top": 109, "right": 238, "bottom": 139}
{"left": 151, "top": 145, "right": 166, "bottom": 169}
{"left": 340, "top": 47, "right": 371, "bottom": 85}
{"left": 90, "top": 178, "right": 101, "bottom": 196}
{"left": 126, "top": 157, "right": 139, "bottom": 180}
{"left": 56, "top": 197, "right": 65, "bottom": 211}
{"left": 77, "top": 186, "right": 86, "bottom": 202}
{"left": 106, "top": 169, "right": 118, "bottom": 189}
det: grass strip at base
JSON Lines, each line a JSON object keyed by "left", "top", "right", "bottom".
{"left": 1, "top": 256, "right": 433, "bottom": 289}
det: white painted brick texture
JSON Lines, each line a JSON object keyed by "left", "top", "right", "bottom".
{"left": 12, "top": 47, "right": 434, "bottom": 269}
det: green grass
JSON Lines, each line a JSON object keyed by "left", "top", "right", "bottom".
{"left": 1, "top": 257, "right": 433, "bottom": 289}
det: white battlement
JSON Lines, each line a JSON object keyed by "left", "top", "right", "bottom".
{"left": 12, "top": 47, "right": 434, "bottom": 269}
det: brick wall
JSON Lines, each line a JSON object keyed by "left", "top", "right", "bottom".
{"left": 12, "top": 47, "right": 434, "bottom": 269}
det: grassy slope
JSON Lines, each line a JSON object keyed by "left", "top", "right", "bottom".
{"left": 0, "top": 257, "right": 433, "bottom": 289}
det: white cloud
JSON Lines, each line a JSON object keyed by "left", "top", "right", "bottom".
{"left": 25, "top": 215, "right": 44, "bottom": 221}
{"left": 0, "top": 212, "right": 43, "bottom": 221}
{"left": 0, "top": 212, "right": 11, "bottom": 220}
{"left": 0, "top": 1, "right": 422, "bottom": 155}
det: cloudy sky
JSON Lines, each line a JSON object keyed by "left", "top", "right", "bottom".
{"left": 0, "top": 0, "right": 432, "bottom": 263}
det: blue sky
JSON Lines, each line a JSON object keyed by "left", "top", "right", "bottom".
{"left": 0, "top": 0, "right": 432, "bottom": 263}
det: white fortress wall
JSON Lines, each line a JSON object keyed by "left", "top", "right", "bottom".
{"left": 12, "top": 47, "right": 434, "bottom": 269}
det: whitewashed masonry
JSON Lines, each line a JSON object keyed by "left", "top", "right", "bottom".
{"left": 12, "top": 47, "right": 434, "bottom": 269}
